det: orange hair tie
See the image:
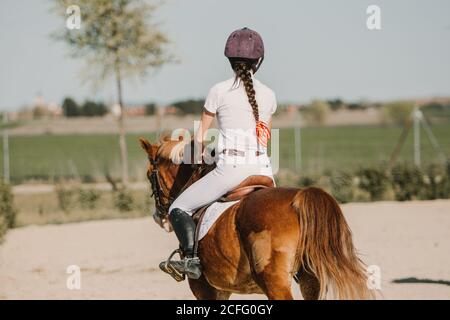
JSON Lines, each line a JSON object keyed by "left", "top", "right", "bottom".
{"left": 256, "top": 121, "right": 271, "bottom": 147}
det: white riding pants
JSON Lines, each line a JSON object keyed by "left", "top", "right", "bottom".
{"left": 169, "top": 153, "right": 274, "bottom": 216}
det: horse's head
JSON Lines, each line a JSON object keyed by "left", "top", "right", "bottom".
{"left": 139, "top": 134, "right": 203, "bottom": 232}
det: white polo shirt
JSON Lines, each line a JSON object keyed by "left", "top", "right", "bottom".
{"left": 204, "top": 75, "right": 277, "bottom": 153}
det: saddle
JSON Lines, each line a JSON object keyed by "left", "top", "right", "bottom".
{"left": 192, "top": 175, "right": 275, "bottom": 224}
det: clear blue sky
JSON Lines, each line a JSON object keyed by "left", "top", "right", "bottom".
{"left": 1, "top": 0, "right": 450, "bottom": 110}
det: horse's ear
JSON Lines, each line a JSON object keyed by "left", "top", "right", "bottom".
{"left": 139, "top": 137, "right": 158, "bottom": 158}
{"left": 139, "top": 137, "right": 151, "bottom": 151}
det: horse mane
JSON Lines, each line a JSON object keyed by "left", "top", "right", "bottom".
{"left": 156, "top": 133, "right": 192, "bottom": 164}
{"left": 156, "top": 131, "right": 216, "bottom": 171}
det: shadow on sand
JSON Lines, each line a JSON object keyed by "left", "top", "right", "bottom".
{"left": 392, "top": 277, "right": 450, "bottom": 286}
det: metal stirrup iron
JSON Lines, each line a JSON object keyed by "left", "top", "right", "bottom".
{"left": 159, "top": 249, "right": 186, "bottom": 282}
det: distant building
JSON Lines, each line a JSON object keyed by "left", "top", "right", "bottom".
{"left": 34, "top": 94, "right": 45, "bottom": 108}
{"left": 30, "top": 94, "right": 62, "bottom": 118}
{"left": 123, "top": 105, "right": 146, "bottom": 117}
{"left": 47, "top": 102, "right": 63, "bottom": 117}
{"left": 416, "top": 97, "right": 450, "bottom": 106}
{"left": 111, "top": 103, "right": 121, "bottom": 117}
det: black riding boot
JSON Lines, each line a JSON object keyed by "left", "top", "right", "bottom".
{"left": 167, "top": 208, "right": 202, "bottom": 279}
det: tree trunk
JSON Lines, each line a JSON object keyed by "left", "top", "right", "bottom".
{"left": 115, "top": 63, "right": 129, "bottom": 186}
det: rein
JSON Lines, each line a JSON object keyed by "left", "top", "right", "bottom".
{"left": 148, "top": 157, "right": 173, "bottom": 219}
{"left": 148, "top": 156, "right": 209, "bottom": 219}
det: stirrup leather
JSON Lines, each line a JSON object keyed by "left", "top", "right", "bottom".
{"left": 159, "top": 249, "right": 186, "bottom": 282}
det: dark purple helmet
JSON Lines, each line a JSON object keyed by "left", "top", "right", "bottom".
{"left": 225, "top": 27, "right": 264, "bottom": 71}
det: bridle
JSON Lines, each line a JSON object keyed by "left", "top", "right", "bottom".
{"left": 148, "top": 156, "right": 174, "bottom": 220}
{"left": 147, "top": 151, "right": 212, "bottom": 221}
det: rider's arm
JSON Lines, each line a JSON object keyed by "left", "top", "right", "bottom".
{"left": 194, "top": 109, "right": 215, "bottom": 162}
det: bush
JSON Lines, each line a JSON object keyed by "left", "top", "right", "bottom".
{"left": 145, "top": 103, "right": 156, "bottom": 115}
{"left": 62, "top": 97, "right": 80, "bottom": 117}
{"left": 347, "top": 102, "right": 368, "bottom": 110}
{"left": 114, "top": 189, "right": 134, "bottom": 212}
{"left": 81, "top": 100, "right": 108, "bottom": 117}
{"left": 303, "top": 100, "right": 331, "bottom": 125}
{"left": 356, "top": 167, "right": 389, "bottom": 201}
{"left": 298, "top": 175, "right": 317, "bottom": 188}
{"left": 172, "top": 99, "right": 205, "bottom": 115}
{"left": 79, "top": 189, "right": 101, "bottom": 210}
{"left": 422, "top": 102, "right": 450, "bottom": 120}
{"left": 328, "top": 170, "right": 354, "bottom": 203}
{"left": 0, "top": 179, "right": 17, "bottom": 228}
{"left": 447, "top": 161, "right": 450, "bottom": 182}
{"left": 390, "top": 163, "right": 424, "bottom": 201}
{"left": 32, "top": 105, "right": 49, "bottom": 119}
{"left": 0, "top": 215, "right": 7, "bottom": 242}
{"left": 422, "top": 164, "right": 450, "bottom": 200}
{"left": 0, "top": 179, "right": 17, "bottom": 242}
{"left": 55, "top": 184, "right": 76, "bottom": 212}
{"left": 292, "top": 164, "right": 450, "bottom": 203}
{"left": 62, "top": 97, "right": 108, "bottom": 117}
{"left": 381, "top": 101, "right": 414, "bottom": 125}
{"left": 327, "top": 99, "right": 345, "bottom": 111}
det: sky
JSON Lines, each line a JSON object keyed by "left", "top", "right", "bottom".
{"left": 1, "top": 0, "right": 450, "bottom": 110}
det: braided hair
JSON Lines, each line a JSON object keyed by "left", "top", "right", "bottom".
{"left": 231, "top": 59, "right": 259, "bottom": 124}
{"left": 230, "top": 58, "right": 271, "bottom": 147}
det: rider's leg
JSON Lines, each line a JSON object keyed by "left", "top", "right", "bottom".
{"left": 167, "top": 165, "right": 243, "bottom": 258}
{"left": 165, "top": 207, "right": 202, "bottom": 279}
{"left": 168, "top": 208, "right": 196, "bottom": 258}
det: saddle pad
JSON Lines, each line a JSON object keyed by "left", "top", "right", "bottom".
{"left": 197, "top": 200, "right": 239, "bottom": 241}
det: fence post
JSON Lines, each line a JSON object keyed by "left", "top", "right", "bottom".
{"left": 294, "top": 127, "right": 301, "bottom": 173}
{"left": 413, "top": 106, "right": 421, "bottom": 167}
{"left": 294, "top": 110, "right": 302, "bottom": 173}
{"left": 2, "top": 111, "right": 10, "bottom": 183}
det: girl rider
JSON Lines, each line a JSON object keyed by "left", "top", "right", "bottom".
{"left": 167, "top": 27, "right": 277, "bottom": 279}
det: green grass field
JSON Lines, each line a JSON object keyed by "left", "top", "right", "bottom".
{"left": 1, "top": 124, "right": 449, "bottom": 184}
{"left": 278, "top": 124, "right": 450, "bottom": 173}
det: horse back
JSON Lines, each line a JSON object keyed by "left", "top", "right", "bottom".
{"left": 197, "top": 187, "right": 300, "bottom": 294}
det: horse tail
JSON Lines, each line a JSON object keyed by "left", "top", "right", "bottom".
{"left": 292, "top": 187, "right": 374, "bottom": 300}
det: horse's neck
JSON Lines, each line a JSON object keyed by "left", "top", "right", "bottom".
{"left": 174, "top": 163, "right": 215, "bottom": 197}
{"left": 190, "top": 163, "right": 215, "bottom": 185}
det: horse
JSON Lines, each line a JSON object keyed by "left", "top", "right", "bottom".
{"left": 139, "top": 136, "right": 373, "bottom": 300}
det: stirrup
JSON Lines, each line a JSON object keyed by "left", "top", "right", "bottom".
{"left": 169, "top": 256, "right": 202, "bottom": 280}
{"left": 159, "top": 249, "right": 185, "bottom": 282}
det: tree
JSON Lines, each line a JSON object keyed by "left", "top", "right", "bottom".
{"left": 327, "top": 98, "right": 344, "bottom": 111}
{"left": 32, "top": 106, "right": 49, "bottom": 119}
{"left": 62, "top": 97, "right": 80, "bottom": 117}
{"left": 303, "top": 100, "right": 331, "bottom": 125}
{"left": 0, "top": 178, "right": 17, "bottom": 242}
{"left": 81, "top": 100, "right": 108, "bottom": 117}
{"left": 172, "top": 99, "right": 205, "bottom": 115}
{"left": 145, "top": 103, "right": 156, "bottom": 115}
{"left": 53, "top": 0, "right": 173, "bottom": 185}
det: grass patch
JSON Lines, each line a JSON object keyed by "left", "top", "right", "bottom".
{"left": 13, "top": 189, "right": 153, "bottom": 227}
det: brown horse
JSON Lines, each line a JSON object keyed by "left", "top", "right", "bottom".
{"left": 139, "top": 136, "right": 373, "bottom": 300}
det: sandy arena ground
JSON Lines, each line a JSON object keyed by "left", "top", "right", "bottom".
{"left": 0, "top": 200, "right": 449, "bottom": 300}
